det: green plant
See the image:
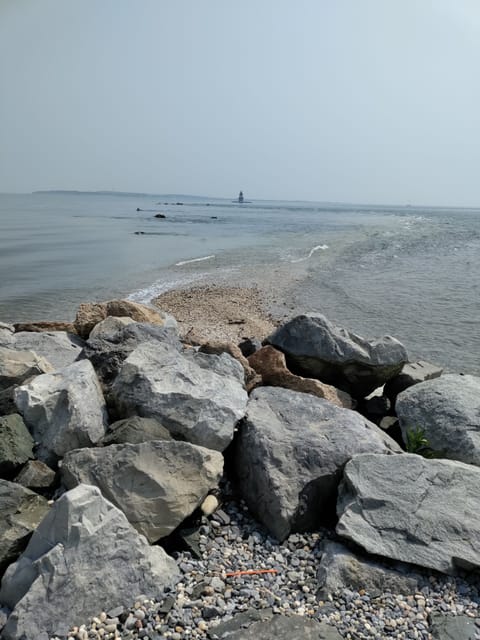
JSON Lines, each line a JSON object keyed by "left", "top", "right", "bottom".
{"left": 404, "top": 427, "right": 441, "bottom": 459}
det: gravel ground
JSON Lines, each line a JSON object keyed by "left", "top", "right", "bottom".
{"left": 62, "top": 495, "right": 480, "bottom": 640}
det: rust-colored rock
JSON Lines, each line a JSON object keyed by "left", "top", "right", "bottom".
{"left": 74, "top": 299, "right": 169, "bottom": 338}
{"left": 13, "top": 322, "right": 77, "bottom": 334}
{"left": 198, "top": 341, "right": 261, "bottom": 391}
{"left": 248, "top": 345, "right": 352, "bottom": 408}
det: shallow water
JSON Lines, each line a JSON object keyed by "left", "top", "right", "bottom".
{"left": 1, "top": 192, "right": 479, "bottom": 374}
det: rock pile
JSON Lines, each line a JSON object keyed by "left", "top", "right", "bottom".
{"left": 0, "top": 301, "right": 479, "bottom": 639}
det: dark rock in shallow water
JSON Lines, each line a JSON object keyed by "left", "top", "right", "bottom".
{"left": 337, "top": 453, "right": 480, "bottom": 574}
{"left": 234, "top": 387, "right": 400, "bottom": 541}
{"left": 266, "top": 314, "right": 408, "bottom": 397}
{"left": 396, "top": 374, "right": 480, "bottom": 466}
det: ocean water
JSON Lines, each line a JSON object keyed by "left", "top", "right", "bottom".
{"left": 1, "top": 192, "right": 479, "bottom": 374}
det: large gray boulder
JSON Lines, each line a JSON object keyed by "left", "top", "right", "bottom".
{"left": 316, "top": 541, "right": 420, "bottom": 598}
{"left": 11, "top": 331, "right": 85, "bottom": 370}
{"left": 266, "top": 315, "right": 408, "bottom": 397}
{"left": 110, "top": 341, "right": 248, "bottom": 451}
{"left": 209, "top": 614, "right": 342, "bottom": 640}
{"left": 14, "top": 359, "right": 108, "bottom": 465}
{"left": 0, "top": 479, "right": 49, "bottom": 576}
{"left": 0, "top": 415, "right": 34, "bottom": 478}
{"left": 234, "top": 387, "right": 401, "bottom": 541}
{"left": 61, "top": 440, "right": 223, "bottom": 541}
{"left": 0, "top": 324, "right": 14, "bottom": 348}
{"left": 0, "top": 484, "right": 180, "bottom": 640}
{"left": 83, "top": 322, "right": 181, "bottom": 387}
{"left": 337, "top": 453, "right": 480, "bottom": 575}
{"left": 383, "top": 360, "right": 443, "bottom": 406}
{"left": 0, "top": 347, "right": 53, "bottom": 391}
{"left": 396, "top": 374, "right": 480, "bottom": 465}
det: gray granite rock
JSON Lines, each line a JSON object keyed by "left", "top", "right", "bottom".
{"left": 337, "top": 453, "right": 480, "bottom": 574}
{"left": 430, "top": 613, "right": 477, "bottom": 640}
{"left": 0, "top": 324, "right": 14, "bottom": 348}
{"left": 0, "top": 484, "right": 180, "bottom": 640}
{"left": 88, "top": 315, "right": 135, "bottom": 339}
{"left": 0, "top": 414, "right": 34, "bottom": 478}
{"left": 383, "top": 360, "right": 443, "bottom": 406}
{"left": 266, "top": 314, "right": 408, "bottom": 397}
{"left": 14, "top": 359, "right": 108, "bottom": 465}
{"left": 110, "top": 341, "right": 248, "bottom": 451}
{"left": 316, "top": 541, "right": 420, "bottom": 598}
{"left": 0, "top": 479, "right": 49, "bottom": 575}
{"left": 61, "top": 440, "right": 223, "bottom": 541}
{"left": 234, "top": 387, "right": 401, "bottom": 541}
{"left": 83, "top": 322, "right": 181, "bottom": 387}
{"left": 0, "top": 347, "right": 53, "bottom": 391}
{"left": 10, "top": 331, "right": 85, "bottom": 370}
{"left": 14, "top": 460, "right": 56, "bottom": 492}
{"left": 100, "top": 415, "right": 173, "bottom": 446}
{"left": 396, "top": 374, "right": 480, "bottom": 465}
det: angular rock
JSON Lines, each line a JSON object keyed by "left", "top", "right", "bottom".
{"left": 0, "top": 414, "right": 34, "bottom": 478}
{"left": 0, "top": 347, "right": 53, "bottom": 391}
{"left": 61, "top": 440, "right": 223, "bottom": 541}
{"left": 430, "top": 613, "right": 477, "bottom": 640}
{"left": 396, "top": 374, "right": 480, "bottom": 465}
{"left": 316, "top": 541, "right": 420, "bottom": 598}
{"left": 10, "top": 331, "right": 85, "bottom": 370}
{"left": 88, "top": 315, "right": 135, "bottom": 339}
{"left": 384, "top": 360, "right": 444, "bottom": 406}
{"left": 234, "top": 387, "right": 401, "bottom": 541}
{"left": 209, "top": 613, "right": 342, "bottom": 640}
{"left": 0, "top": 324, "right": 14, "bottom": 348}
{"left": 266, "top": 314, "right": 408, "bottom": 397}
{"left": 14, "top": 359, "right": 108, "bottom": 465}
{"left": 14, "top": 460, "right": 56, "bottom": 492}
{"left": 337, "top": 453, "right": 480, "bottom": 575}
{"left": 83, "top": 322, "right": 181, "bottom": 387}
{"left": 111, "top": 341, "right": 248, "bottom": 451}
{"left": 100, "top": 416, "right": 173, "bottom": 446}
{"left": 0, "top": 484, "right": 180, "bottom": 640}
{"left": 0, "top": 479, "right": 49, "bottom": 576}
{"left": 74, "top": 298, "right": 176, "bottom": 338}
{"left": 198, "top": 340, "right": 260, "bottom": 390}
{"left": 248, "top": 345, "right": 352, "bottom": 408}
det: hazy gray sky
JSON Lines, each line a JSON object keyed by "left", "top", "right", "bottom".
{"left": 1, "top": 1, "right": 480, "bottom": 205}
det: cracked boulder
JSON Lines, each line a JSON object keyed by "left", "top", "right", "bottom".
{"left": 0, "top": 484, "right": 179, "bottom": 640}
{"left": 7, "top": 331, "right": 84, "bottom": 371}
{"left": 234, "top": 387, "right": 400, "bottom": 541}
{"left": 0, "top": 347, "right": 53, "bottom": 391}
{"left": 337, "top": 453, "right": 480, "bottom": 575}
{"left": 110, "top": 341, "right": 248, "bottom": 451}
{"left": 266, "top": 314, "right": 407, "bottom": 397}
{"left": 61, "top": 440, "right": 223, "bottom": 541}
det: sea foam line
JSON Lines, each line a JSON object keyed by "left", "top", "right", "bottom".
{"left": 127, "top": 272, "right": 210, "bottom": 304}
{"left": 290, "top": 244, "right": 329, "bottom": 263}
{"left": 175, "top": 254, "right": 215, "bottom": 266}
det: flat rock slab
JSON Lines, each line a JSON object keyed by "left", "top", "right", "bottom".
{"left": 10, "top": 331, "right": 85, "bottom": 370}
{"left": 14, "top": 359, "right": 108, "bottom": 465}
{"left": 0, "top": 479, "right": 49, "bottom": 575}
{"left": 396, "top": 374, "right": 480, "bottom": 465}
{"left": 0, "top": 484, "right": 180, "bottom": 640}
{"left": 100, "top": 415, "right": 173, "bottom": 446}
{"left": 111, "top": 341, "right": 248, "bottom": 451}
{"left": 337, "top": 453, "right": 480, "bottom": 575}
{"left": 209, "top": 614, "right": 342, "bottom": 640}
{"left": 430, "top": 613, "right": 477, "bottom": 640}
{"left": 234, "top": 387, "right": 400, "bottom": 541}
{"left": 0, "top": 414, "right": 34, "bottom": 478}
{"left": 266, "top": 314, "right": 407, "bottom": 397}
{"left": 317, "top": 541, "right": 420, "bottom": 598}
{"left": 61, "top": 440, "right": 224, "bottom": 541}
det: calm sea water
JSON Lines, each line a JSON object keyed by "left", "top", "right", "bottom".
{"left": 1, "top": 192, "right": 479, "bottom": 374}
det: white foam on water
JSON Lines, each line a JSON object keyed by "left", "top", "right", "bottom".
{"left": 290, "top": 244, "right": 329, "bottom": 263}
{"left": 175, "top": 254, "right": 215, "bottom": 266}
{"left": 127, "top": 272, "right": 211, "bottom": 304}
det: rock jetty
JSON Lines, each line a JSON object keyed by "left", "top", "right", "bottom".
{"left": 0, "top": 300, "right": 479, "bottom": 639}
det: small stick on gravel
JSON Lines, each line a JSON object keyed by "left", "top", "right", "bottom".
{"left": 225, "top": 569, "right": 278, "bottom": 577}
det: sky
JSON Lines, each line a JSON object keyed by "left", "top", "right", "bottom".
{"left": 1, "top": 1, "right": 480, "bottom": 206}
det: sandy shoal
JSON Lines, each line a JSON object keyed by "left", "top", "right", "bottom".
{"left": 152, "top": 284, "right": 278, "bottom": 344}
